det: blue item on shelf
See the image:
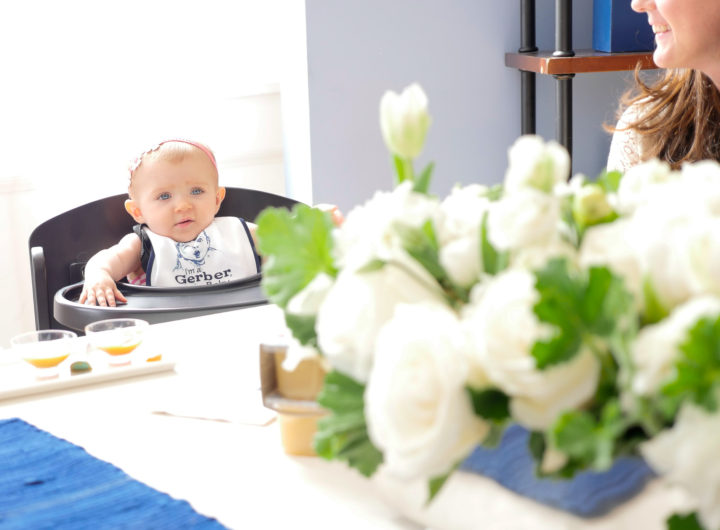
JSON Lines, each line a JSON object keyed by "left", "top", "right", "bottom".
{"left": 593, "top": 0, "right": 655, "bottom": 52}
{"left": 461, "top": 424, "right": 655, "bottom": 517}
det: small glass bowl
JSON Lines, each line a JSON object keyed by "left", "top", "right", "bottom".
{"left": 11, "top": 329, "right": 79, "bottom": 379}
{"left": 85, "top": 318, "right": 148, "bottom": 366}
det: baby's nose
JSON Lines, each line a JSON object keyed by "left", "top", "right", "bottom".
{"left": 174, "top": 198, "right": 192, "bottom": 211}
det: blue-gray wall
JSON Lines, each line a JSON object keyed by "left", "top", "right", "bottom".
{"left": 304, "top": 0, "right": 638, "bottom": 212}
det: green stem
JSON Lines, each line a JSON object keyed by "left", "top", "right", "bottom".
{"left": 393, "top": 155, "right": 415, "bottom": 185}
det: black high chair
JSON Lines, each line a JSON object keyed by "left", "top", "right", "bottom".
{"left": 29, "top": 187, "right": 299, "bottom": 333}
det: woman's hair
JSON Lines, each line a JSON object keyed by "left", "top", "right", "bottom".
{"left": 611, "top": 68, "right": 720, "bottom": 168}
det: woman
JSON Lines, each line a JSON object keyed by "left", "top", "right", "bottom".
{"left": 607, "top": 0, "right": 720, "bottom": 172}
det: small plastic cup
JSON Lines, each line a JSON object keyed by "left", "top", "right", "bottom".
{"left": 11, "top": 329, "right": 78, "bottom": 379}
{"left": 85, "top": 318, "right": 148, "bottom": 366}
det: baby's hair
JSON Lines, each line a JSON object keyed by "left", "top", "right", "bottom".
{"left": 128, "top": 139, "right": 217, "bottom": 186}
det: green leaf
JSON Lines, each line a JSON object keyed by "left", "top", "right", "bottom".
{"left": 256, "top": 204, "right": 337, "bottom": 308}
{"left": 531, "top": 258, "right": 633, "bottom": 369}
{"left": 466, "top": 387, "right": 510, "bottom": 421}
{"left": 642, "top": 276, "right": 669, "bottom": 324}
{"left": 596, "top": 169, "right": 623, "bottom": 193}
{"left": 395, "top": 220, "right": 445, "bottom": 280}
{"left": 582, "top": 266, "right": 632, "bottom": 336}
{"left": 413, "top": 162, "right": 434, "bottom": 194}
{"left": 395, "top": 220, "right": 469, "bottom": 306}
{"left": 427, "top": 465, "right": 457, "bottom": 504}
{"left": 313, "top": 370, "right": 383, "bottom": 477}
{"left": 283, "top": 313, "right": 317, "bottom": 347}
{"left": 480, "top": 212, "right": 509, "bottom": 276}
{"left": 480, "top": 423, "right": 506, "bottom": 448}
{"left": 666, "top": 512, "right": 704, "bottom": 530}
{"left": 357, "top": 259, "right": 387, "bottom": 273}
{"left": 549, "top": 399, "right": 629, "bottom": 475}
{"left": 661, "top": 315, "right": 720, "bottom": 412}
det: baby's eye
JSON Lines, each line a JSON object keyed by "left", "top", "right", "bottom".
{"left": 157, "top": 192, "right": 171, "bottom": 201}
{"left": 191, "top": 188, "right": 204, "bottom": 195}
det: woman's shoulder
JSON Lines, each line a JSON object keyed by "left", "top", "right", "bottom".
{"left": 606, "top": 99, "right": 650, "bottom": 173}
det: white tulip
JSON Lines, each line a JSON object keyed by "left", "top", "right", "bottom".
{"left": 365, "top": 303, "right": 489, "bottom": 479}
{"left": 379, "top": 83, "right": 431, "bottom": 160}
{"left": 504, "top": 135, "right": 570, "bottom": 194}
{"left": 464, "top": 270, "right": 600, "bottom": 430}
{"left": 641, "top": 400, "right": 720, "bottom": 530}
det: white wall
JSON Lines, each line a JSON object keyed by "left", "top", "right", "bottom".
{"left": 303, "top": 0, "right": 638, "bottom": 212}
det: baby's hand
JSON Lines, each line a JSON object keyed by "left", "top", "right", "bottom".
{"left": 314, "top": 203, "right": 345, "bottom": 227}
{"left": 79, "top": 271, "right": 127, "bottom": 307}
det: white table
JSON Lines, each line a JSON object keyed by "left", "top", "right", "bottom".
{"left": 0, "top": 305, "right": 694, "bottom": 530}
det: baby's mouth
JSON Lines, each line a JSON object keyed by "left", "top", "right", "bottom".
{"left": 176, "top": 218, "right": 194, "bottom": 227}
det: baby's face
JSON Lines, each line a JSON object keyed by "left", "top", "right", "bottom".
{"left": 128, "top": 149, "right": 224, "bottom": 242}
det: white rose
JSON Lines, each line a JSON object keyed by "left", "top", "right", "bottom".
{"left": 379, "top": 83, "right": 431, "bottom": 160}
{"left": 679, "top": 160, "right": 720, "bottom": 216}
{"left": 613, "top": 158, "right": 675, "bottom": 215}
{"left": 285, "top": 272, "right": 335, "bottom": 316}
{"left": 464, "top": 270, "right": 600, "bottom": 430}
{"left": 629, "top": 209, "right": 720, "bottom": 311}
{"left": 504, "top": 135, "right": 570, "bottom": 194}
{"left": 365, "top": 303, "right": 489, "bottom": 479}
{"left": 316, "top": 261, "right": 441, "bottom": 383}
{"left": 281, "top": 335, "right": 325, "bottom": 372}
{"left": 486, "top": 188, "right": 561, "bottom": 251}
{"left": 641, "top": 400, "right": 720, "bottom": 530}
{"left": 334, "top": 182, "right": 439, "bottom": 271}
{"left": 511, "top": 235, "right": 577, "bottom": 272}
{"left": 434, "top": 184, "right": 491, "bottom": 287}
{"left": 632, "top": 296, "right": 720, "bottom": 395}
{"left": 579, "top": 219, "right": 643, "bottom": 308}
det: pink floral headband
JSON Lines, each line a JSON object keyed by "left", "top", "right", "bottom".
{"left": 128, "top": 139, "right": 217, "bottom": 178}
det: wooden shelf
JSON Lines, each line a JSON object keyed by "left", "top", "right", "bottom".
{"left": 505, "top": 50, "right": 657, "bottom": 75}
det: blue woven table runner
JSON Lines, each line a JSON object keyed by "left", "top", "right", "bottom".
{"left": 0, "top": 418, "right": 226, "bottom": 529}
{"left": 461, "top": 424, "right": 655, "bottom": 517}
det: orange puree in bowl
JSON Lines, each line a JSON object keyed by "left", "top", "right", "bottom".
{"left": 98, "top": 343, "right": 140, "bottom": 356}
{"left": 24, "top": 354, "right": 70, "bottom": 368}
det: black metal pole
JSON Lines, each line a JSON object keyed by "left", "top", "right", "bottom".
{"left": 520, "top": 0, "right": 537, "bottom": 135}
{"left": 520, "top": 0, "right": 537, "bottom": 53}
{"left": 521, "top": 72, "right": 536, "bottom": 135}
{"left": 553, "top": 0, "right": 574, "bottom": 57}
{"left": 555, "top": 74, "right": 574, "bottom": 177}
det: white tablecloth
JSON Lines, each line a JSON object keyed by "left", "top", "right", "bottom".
{"left": 0, "top": 305, "right": 693, "bottom": 529}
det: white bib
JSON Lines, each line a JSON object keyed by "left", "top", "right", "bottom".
{"left": 143, "top": 217, "right": 259, "bottom": 287}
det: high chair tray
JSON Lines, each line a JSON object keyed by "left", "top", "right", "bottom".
{"left": 54, "top": 273, "right": 267, "bottom": 332}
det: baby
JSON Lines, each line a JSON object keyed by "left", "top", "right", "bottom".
{"left": 80, "top": 139, "right": 339, "bottom": 306}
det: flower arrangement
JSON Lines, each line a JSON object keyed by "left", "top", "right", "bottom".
{"left": 256, "top": 84, "right": 720, "bottom": 530}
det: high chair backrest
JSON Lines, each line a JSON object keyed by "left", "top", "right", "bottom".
{"left": 28, "top": 187, "right": 299, "bottom": 330}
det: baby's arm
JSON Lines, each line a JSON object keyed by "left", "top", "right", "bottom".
{"left": 79, "top": 233, "right": 143, "bottom": 307}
